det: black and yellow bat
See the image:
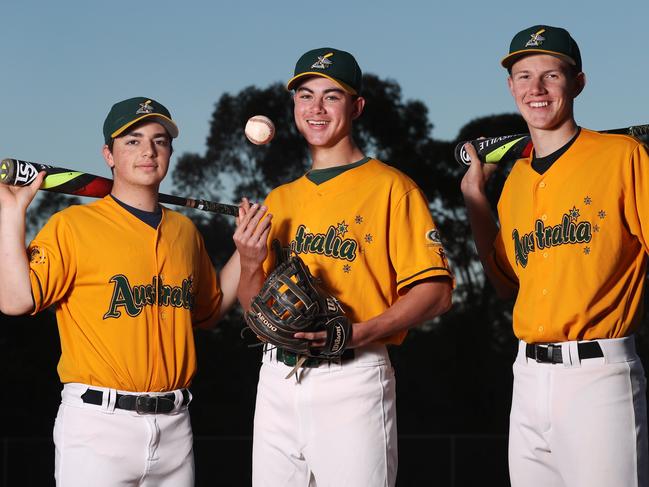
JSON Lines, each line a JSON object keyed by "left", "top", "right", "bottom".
{"left": 454, "top": 124, "right": 649, "bottom": 167}
{"left": 0, "top": 158, "right": 239, "bottom": 217}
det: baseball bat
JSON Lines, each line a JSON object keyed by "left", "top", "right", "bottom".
{"left": 454, "top": 124, "right": 649, "bottom": 167}
{"left": 0, "top": 158, "right": 239, "bottom": 217}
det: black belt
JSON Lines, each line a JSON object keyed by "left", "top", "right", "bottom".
{"left": 80, "top": 388, "right": 190, "bottom": 414}
{"left": 275, "top": 348, "right": 355, "bottom": 368}
{"left": 525, "top": 341, "right": 603, "bottom": 364}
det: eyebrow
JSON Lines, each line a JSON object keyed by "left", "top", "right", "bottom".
{"left": 513, "top": 67, "right": 562, "bottom": 75}
{"left": 296, "top": 87, "right": 345, "bottom": 95}
{"left": 124, "top": 131, "right": 170, "bottom": 139}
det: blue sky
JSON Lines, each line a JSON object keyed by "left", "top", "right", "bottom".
{"left": 2, "top": 1, "right": 648, "bottom": 195}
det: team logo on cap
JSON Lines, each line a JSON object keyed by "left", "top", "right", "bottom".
{"left": 136, "top": 100, "right": 154, "bottom": 114}
{"left": 311, "top": 53, "right": 333, "bottom": 70}
{"left": 525, "top": 29, "right": 546, "bottom": 47}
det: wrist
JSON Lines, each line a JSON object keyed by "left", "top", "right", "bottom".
{"left": 350, "top": 320, "right": 379, "bottom": 348}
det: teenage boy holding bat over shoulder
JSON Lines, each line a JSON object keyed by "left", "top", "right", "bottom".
{"left": 461, "top": 25, "right": 649, "bottom": 487}
{"left": 0, "top": 97, "right": 237, "bottom": 487}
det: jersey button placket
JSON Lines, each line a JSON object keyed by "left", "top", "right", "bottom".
{"left": 153, "top": 226, "right": 162, "bottom": 385}
{"left": 534, "top": 177, "right": 549, "bottom": 339}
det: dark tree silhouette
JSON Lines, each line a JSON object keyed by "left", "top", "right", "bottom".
{"left": 170, "top": 77, "right": 531, "bottom": 439}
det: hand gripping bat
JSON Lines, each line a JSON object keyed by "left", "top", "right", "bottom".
{"left": 0, "top": 158, "right": 239, "bottom": 217}
{"left": 454, "top": 124, "right": 649, "bottom": 167}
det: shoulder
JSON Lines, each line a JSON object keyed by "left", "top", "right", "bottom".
{"left": 364, "top": 159, "right": 423, "bottom": 198}
{"left": 266, "top": 174, "right": 309, "bottom": 200}
{"left": 47, "top": 196, "right": 109, "bottom": 223}
{"left": 580, "top": 127, "right": 645, "bottom": 152}
{"left": 160, "top": 206, "right": 194, "bottom": 224}
{"left": 160, "top": 206, "right": 200, "bottom": 231}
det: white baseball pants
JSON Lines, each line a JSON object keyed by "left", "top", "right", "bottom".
{"left": 54, "top": 383, "right": 194, "bottom": 487}
{"left": 509, "top": 337, "right": 649, "bottom": 487}
{"left": 252, "top": 344, "right": 398, "bottom": 487}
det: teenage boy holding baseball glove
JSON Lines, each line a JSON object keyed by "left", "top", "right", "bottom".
{"left": 232, "top": 47, "right": 454, "bottom": 486}
{"left": 461, "top": 25, "right": 649, "bottom": 486}
{"left": 0, "top": 97, "right": 237, "bottom": 486}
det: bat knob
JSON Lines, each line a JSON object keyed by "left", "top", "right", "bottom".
{"left": 0, "top": 158, "right": 16, "bottom": 184}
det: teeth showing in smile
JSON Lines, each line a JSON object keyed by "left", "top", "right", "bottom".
{"left": 308, "top": 120, "right": 328, "bottom": 126}
{"left": 530, "top": 101, "right": 549, "bottom": 108}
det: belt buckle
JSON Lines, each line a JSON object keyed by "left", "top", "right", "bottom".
{"left": 534, "top": 344, "right": 552, "bottom": 363}
{"left": 135, "top": 394, "right": 157, "bottom": 414}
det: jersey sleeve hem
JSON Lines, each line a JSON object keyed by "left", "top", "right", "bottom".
{"left": 489, "top": 250, "right": 518, "bottom": 286}
{"left": 396, "top": 267, "right": 454, "bottom": 294}
{"left": 29, "top": 270, "right": 45, "bottom": 315}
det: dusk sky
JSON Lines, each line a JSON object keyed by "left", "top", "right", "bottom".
{"left": 2, "top": 1, "right": 647, "bottom": 195}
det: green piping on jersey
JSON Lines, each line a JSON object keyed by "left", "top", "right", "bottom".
{"left": 485, "top": 137, "right": 527, "bottom": 164}
{"left": 396, "top": 266, "right": 451, "bottom": 286}
{"left": 307, "top": 157, "right": 371, "bottom": 184}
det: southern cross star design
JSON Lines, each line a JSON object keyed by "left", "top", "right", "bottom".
{"left": 336, "top": 221, "right": 349, "bottom": 237}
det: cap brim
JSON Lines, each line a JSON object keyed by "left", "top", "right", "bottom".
{"left": 111, "top": 113, "right": 179, "bottom": 139}
{"left": 286, "top": 72, "right": 357, "bottom": 95}
{"left": 501, "top": 49, "right": 577, "bottom": 69}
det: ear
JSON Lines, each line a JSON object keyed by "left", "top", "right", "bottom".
{"left": 102, "top": 145, "right": 115, "bottom": 169}
{"left": 351, "top": 96, "right": 366, "bottom": 120}
{"left": 507, "top": 75, "right": 515, "bottom": 97}
{"left": 574, "top": 72, "right": 586, "bottom": 98}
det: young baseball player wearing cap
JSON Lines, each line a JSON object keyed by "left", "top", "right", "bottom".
{"left": 0, "top": 97, "right": 232, "bottom": 486}
{"left": 231, "top": 47, "right": 454, "bottom": 486}
{"left": 461, "top": 25, "right": 649, "bottom": 487}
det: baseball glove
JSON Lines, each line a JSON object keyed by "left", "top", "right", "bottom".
{"left": 244, "top": 255, "right": 352, "bottom": 358}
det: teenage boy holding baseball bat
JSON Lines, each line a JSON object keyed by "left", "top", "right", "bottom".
{"left": 230, "top": 47, "right": 453, "bottom": 486}
{"left": 460, "top": 25, "right": 649, "bottom": 486}
{"left": 0, "top": 97, "right": 236, "bottom": 487}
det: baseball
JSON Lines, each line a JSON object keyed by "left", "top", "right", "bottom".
{"left": 245, "top": 115, "right": 275, "bottom": 145}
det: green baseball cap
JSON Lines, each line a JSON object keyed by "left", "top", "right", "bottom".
{"left": 103, "top": 97, "right": 179, "bottom": 144}
{"left": 501, "top": 25, "right": 582, "bottom": 72}
{"left": 286, "top": 47, "right": 362, "bottom": 95}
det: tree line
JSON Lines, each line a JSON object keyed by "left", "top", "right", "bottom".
{"left": 4, "top": 74, "right": 649, "bottom": 440}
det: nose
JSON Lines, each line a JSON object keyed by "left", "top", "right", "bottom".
{"left": 310, "top": 95, "right": 325, "bottom": 114}
{"left": 142, "top": 139, "right": 157, "bottom": 157}
{"left": 529, "top": 76, "right": 547, "bottom": 95}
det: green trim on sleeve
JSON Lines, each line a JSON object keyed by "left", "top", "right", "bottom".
{"left": 396, "top": 267, "right": 452, "bottom": 287}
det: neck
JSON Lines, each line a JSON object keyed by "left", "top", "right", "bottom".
{"left": 529, "top": 119, "right": 579, "bottom": 158}
{"left": 110, "top": 181, "right": 159, "bottom": 212}
{"left": 310, "top": 137, "right": 365, "bottom": 170}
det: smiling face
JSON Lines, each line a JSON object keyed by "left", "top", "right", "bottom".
{"left": 293, "top": 76, "right": 365, "bottom": 150}
{"left": 102, "top": 121, "right": 172, "bottom": 191}
{"left": 508, "top": 54, "right": 585, "bottom": 133}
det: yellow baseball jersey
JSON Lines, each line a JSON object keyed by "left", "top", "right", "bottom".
{"left": 28, "top": 196, "right": 222, "bottom": 392}
{"left": 262, "top": 158, "right": 453, "bottom": 345}
{"left": 493, "top": 129, "right": 649, "bottom": 343}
